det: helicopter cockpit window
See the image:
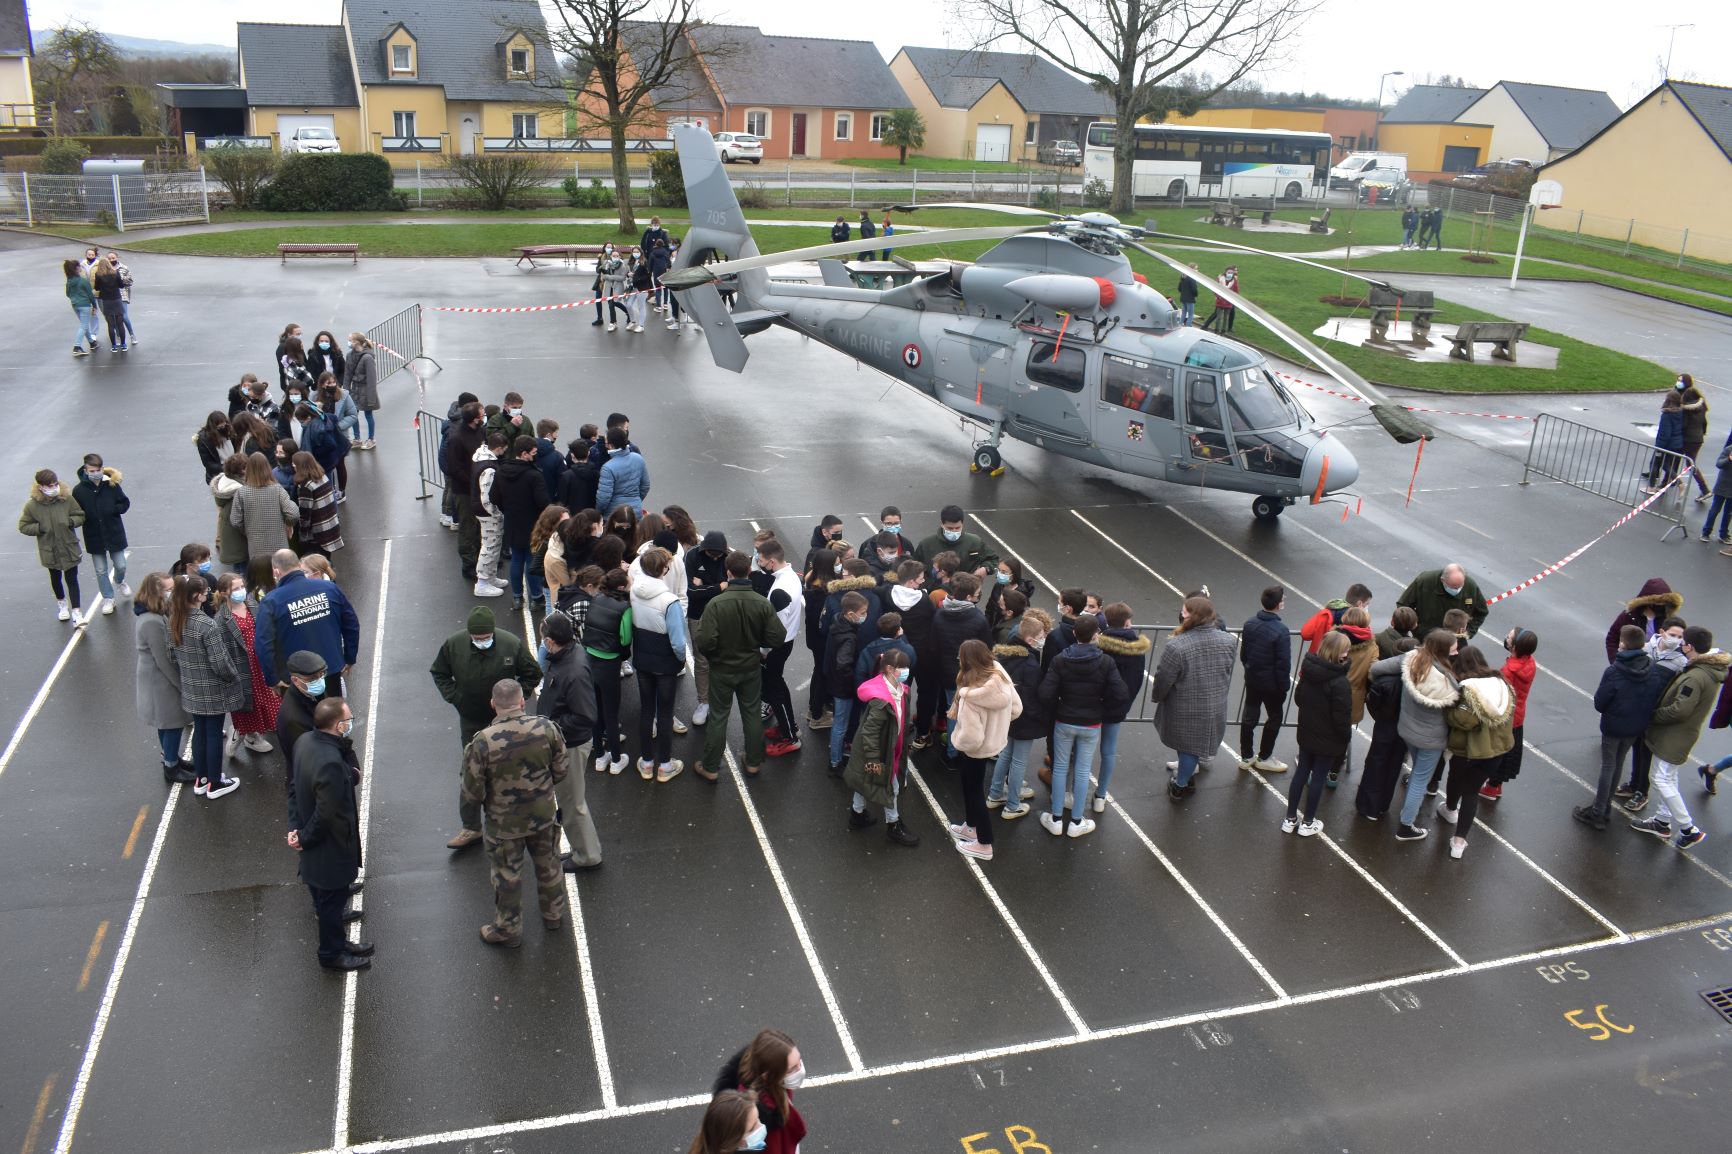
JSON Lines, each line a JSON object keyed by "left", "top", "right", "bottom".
{"left": 1102, "top": 354, "right": 1175, "bottom": 419}
{"left": 1185, "top": 371, "right": 1235, "bottom": 464}
{"left": 1224, "top": 369, "right": 1298, "bottom": 431}
{"left": 1184, "top": 340, "right": 1256, "bottom": 371}
{"left": 1026, "top": 340, "right": 1087, "bottom": 393}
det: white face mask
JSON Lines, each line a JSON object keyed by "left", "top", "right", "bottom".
{"left": 784, "top": 1064, "right": 805, "bottom": 1089}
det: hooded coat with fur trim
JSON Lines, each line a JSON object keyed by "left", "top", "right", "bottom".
{"left": 1096, "top": 628, "right": 1151, "bottom": 724}
{"left": 1645, "top": 649, "right": 1731, "bottom": 763}
{"left": 1445, "top": 674, "right": 1516, "bottom": 759}
{"left": 1396, "top": 649, "right": 1459, "bottom": 751}
{"left": 19, "top": 481, "right": 85, "bottom": 571}
{"left": 1603, "top": 577, "right": 1683, "bottom": 663}
{"left": 995, "top": 642, "right": 1051, "bottom": 740}
{"left": 72, "top": 466, "right": 129, "bottom": 554}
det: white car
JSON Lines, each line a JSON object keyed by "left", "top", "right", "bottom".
{"left": 715, "top": 132, "right": 763, "bottom": 164}
{"left": 287, "top": 126, "right": 340, "bottom": 154}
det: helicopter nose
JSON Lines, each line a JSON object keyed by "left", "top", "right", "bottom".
{"left": 1302, "top": 435, "right": 1360, "bottom": 498}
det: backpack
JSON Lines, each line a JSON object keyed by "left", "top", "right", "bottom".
{"left": 1366, "top": 670, "right": 1402, "bottom": 724}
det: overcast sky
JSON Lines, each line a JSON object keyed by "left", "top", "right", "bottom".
{"left": 28, "top": 0, "right": 1730, "bottom": 109}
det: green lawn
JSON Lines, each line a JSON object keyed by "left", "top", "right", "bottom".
{"left": 1164, "top": 250, "right": 1674, "bottom": 395}
{"left": 1334, "top": 249, "right": 1732, "bottom": 317}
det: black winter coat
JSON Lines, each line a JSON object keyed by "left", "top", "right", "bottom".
{"left": 931, "top": 599, "right": 994, "bottom": 684}
{"left": 1037, "top": 642, "right": 1129, "bottom": 726}
{"left": 492, "top": 457, "right": 550, "bottom": 548}
{"left": 996, "top": 643, "right": 1051, "bottom": 740}
{"left": 442, "top": 421, "right": 485, "bottom": 489}
{"left": 556, "top": 456, "right": 601, "bottom": 514}
{"left": 1097, "top": 628, "right": 1151, "bottom": 724}
{"left": 824, "top": 616, "right": 863, "bottom": 699}
{"left": 1293, "top": 653, "right": 1352, "bottom": 759}
{"left": 1594, "top": 649, "right": 1671, "bottom": 738}
{"left": 1239, "top": 610, "right": 1292, "bottom": 693}
{"left": 306, "top": 343, "right": 345, "bottom": 384}
{"left": 685, "top": 542, "right": 729, "bottom": 620}
{"left": 72, "top": 471, "right": 130, "bottom": 553}
{"left": 537, "top": 642, "right": 597, "bottom": 745}
{"left": 292, "top": 730, "right": 361, "bottom": 890}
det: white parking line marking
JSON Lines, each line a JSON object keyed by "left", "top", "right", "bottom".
{"left": 725, "top": 751, "right": 864, "bottom": 1072}
{"left": 0, "top": 628, "right": 88, "bottom": 780}
{"left": 1070, "top": 510, "right": 1186, "bottom": 598}
{"left": 901, "top": 764, "right": 1092, "bottom": 1035}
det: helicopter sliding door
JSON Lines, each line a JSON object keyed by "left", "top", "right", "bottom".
{"left": 1010, "top": 337, "right": 1093, "bottom": 445}
{"left": 1094, "top": 352, "right": 1180, "bottom": 474}
{"left": 935, "top": 325, "right": 1013, "bottom": 422}
{"left": 1180, "top": 370, "right": 1239, "bottom": 472}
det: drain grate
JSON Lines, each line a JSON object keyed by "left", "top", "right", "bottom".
{"left": 1702, "top": 986, "right": 1732, "bottom": 1025}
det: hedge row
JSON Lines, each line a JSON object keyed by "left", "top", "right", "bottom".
{"left": 0, "top": 136, "right": 176, "bottom": 158}
{"left": 258, "top": 153, "right": 406, "bottom": 212}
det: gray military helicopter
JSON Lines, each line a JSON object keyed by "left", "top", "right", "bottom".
{"left": 660, "top": 125, "right": 1431, "bottom": 521}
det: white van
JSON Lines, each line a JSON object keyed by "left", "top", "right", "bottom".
{"left": 1329, "top": 151, "right": 1407, "bottom": 190}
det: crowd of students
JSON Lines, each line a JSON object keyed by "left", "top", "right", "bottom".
{"left": 61, "top": 246, "right": 136, "bottom": 355}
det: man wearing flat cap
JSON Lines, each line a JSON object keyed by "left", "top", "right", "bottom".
{"left": 278, "top": 649, "right": 330, "bottom": 820}
{"left": 430, "top": 606, "right": 541, "bottom": 849}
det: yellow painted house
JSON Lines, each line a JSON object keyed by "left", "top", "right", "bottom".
{"left": 890, "top": 47, "right": 1112, "bottom": 162}
{"left": 0, "top": 0, "right": 36, "bottom": 131}
{"left": 237, "top": 0, "right": 564, "bottom": 163}
{"left": 1538, "top": 81, "right": 1732, "bottom": 264}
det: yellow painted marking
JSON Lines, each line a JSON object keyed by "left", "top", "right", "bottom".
{"left": 76, "top": 921, "right": 110, "bottom": 993}
{"left": 121, "top": 806, "right": 149, "bottom": 859}
{"left": 21, "top": 1072, "right": 58, "bottom": 1154}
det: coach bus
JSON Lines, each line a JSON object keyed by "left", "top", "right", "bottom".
{"left": 1083, "top": 121, "right": 1331, "bottom": 201}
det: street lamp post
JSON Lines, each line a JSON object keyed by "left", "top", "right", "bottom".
{"left": 1374, "top": 70, "right": 1405, "bottom": 149}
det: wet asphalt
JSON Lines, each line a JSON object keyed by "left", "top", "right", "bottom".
{"left": 0, "top": 238, "right": 1729, "bottom": 1153}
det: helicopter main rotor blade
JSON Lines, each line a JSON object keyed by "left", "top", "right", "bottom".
{"left": 659, "top": 225, "right": 1042, "bottom": 290}
{"left": 1145, "top": 230, "right": 1401, "bottom": 294}
{"left": 1125, "top": 239, "right": 1433, "bottom": 445}
{"left": 886, "top": 201, "right": 1066, "bottom": 219}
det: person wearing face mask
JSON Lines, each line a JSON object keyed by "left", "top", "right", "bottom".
{"left": 871, "top": 506, "right": 914, "bottom": 570}
{"left": 688, "top": 1089, "right": 760, "bottom": 1154}
{"left": 169, "top": 575, "right": 248, "bottom": 799}
{"left": 756, "top": 540, "right": 805, "bottom": 758}
{"left": 484, "top": 390, "right": 533, "bottom": 450}
{"left": 1286, "top": 631, "right": 1353, "bottom": 839}
{"left": 1616, "top": 617, "right": 1690, "bottom": 814}
{"left": 593, "top": 244, "right": 631, "bottom": 330}
{"left": 214, "top": 572, "right": 279, "bottom": 760}
{"left": 231, "top": 452, "right": 299, "bottom": 563}
{"left": 431, "top": 606, "right": 541, "bottom": 850}
{"left": 1602, "top": 577, "right": 1682, "bottom": 664}
{"left": 134, "top": 572, "right": 196, "bottom": 785}
{"left": 684, "top": 530, "right": 730, "bottom": 727}
{"left": 72, "top": 453, "right": 131, "bottom": 612}
{"left": 278, "top": 650, "right": 330, "bottom": 798}
{"left": 989, "top": 610, "right": 1052, "bottom": 819}
{"left": 442, "top": 401, "right": 488, "bottom": 582}
{"left": 863, "top": 530, "right": 905, "bottom": 582}
{"left": 694, "top": 551, "right": 786, "bottom": 782}
{"left": 982, "top": 557, "right": 1034, "bottom": 631}
{"left": 913, "top": 503, "right": 998, "bottom": 579}
{"left": 1673, "top": 374, "right": 1711, "bottom": 502}
{"left": 1395, "top": 562, "right": 1487, "bottom": 640}
{"left": 287, "top": 697, "right": 371, "bottom": 971}
{"left": 596, "top": 427, "right": 651, "bottom": 516}
{"left": 341, "top": 333, "right": 379, "bottom": 449}
{"left": 822, "top": 591, "right": 870, "bottom": 771}
{"left": 808, "top": 515, "right": 847, "bottom": 552}
{"left": 711, "top": 1029, "right": 807, "bottom": 1154}
{"left": 65, "top": 258, "right": 99, "bottom": 357}
{"left": 19, "top": 468, "right": 88, "bottom": 624}
{"left": 304, "top": 329, "right": 345, "bottom": 384}
{"left": 844, "top": 648, "right": 920, "bottom": 846}
{"left": 275, "top": 323, "right": 303, "bottom": 389}
{"left": 255, "top": 549, "right": 360, "bottom": 695}
{"left": 946, "top": 638, "right": 1022, "bottom": 861}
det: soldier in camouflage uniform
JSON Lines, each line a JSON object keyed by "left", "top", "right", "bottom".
{"left": 461, "top": 678, "right": 568, "bottom": 947}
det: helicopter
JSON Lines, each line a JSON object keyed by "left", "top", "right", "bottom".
{"left": 659, "top": 125, "right": 1433, "bottom": 521}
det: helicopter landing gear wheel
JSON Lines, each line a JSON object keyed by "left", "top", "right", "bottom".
{"left": 971, "top": 445, "right": 1004, "bottom": 476}
{"left": 1252, "top": 495, "right": 1285, "bottom": 521}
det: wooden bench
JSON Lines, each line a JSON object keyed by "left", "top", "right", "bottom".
{"left": 1368, "top": 286, "right": 1437, "bottom": 345}
{"left": 515, "top": 243, "right": 608, "bottom": 269}
{"left": 279, "top": 243, "right": 358, "bottom": 264}
{"left": 1308, "top": 207, "right": 1332, "bottom": 234}
{"left": 1208, "top": 202, "right": 1244, "bottom": 228}
{"left": 1233, "top": 196, "right": 1276, "bottom": 224}
{"left": 1449, "top": 320, "right": 1530, "bottom": 362}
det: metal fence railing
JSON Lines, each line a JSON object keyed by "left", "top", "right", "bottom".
{"left": 364, "top": 303, "right": 440, "bottom": 384}
{"left": 1124, "top": 624, "right": 1308, "bottom": 736}
{"left": 414, "top": 408, "right": 449, "bottom": 502}
{"left": 1520, "top": 412, "right": 1691, "bottom": 540}
{"left": 0, "top": 169, "right": 210, "bottom": 229}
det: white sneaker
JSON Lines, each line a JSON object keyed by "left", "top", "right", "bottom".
{"left": 1039, "top": 812, "right": 1064, "bottom": 836}
{"left": 986, "top": 796, "right": 1005, "bottom": 810}
{"left": 692, "top": 703, "right": 710, "bottom": 726}
{"left": 100, "top": 598, "right": 115, "bottom": 615}
{"left": 594, "top": 752, "right": 610, "bottom": 772}
{"left": 1298, "top": 819, "right": 1325, "bottom": 838}
{"left": 56, "top": 599, "right": 70, "bottom": 622}
{"left": 1019, "top": 785, "right": 1035, "bottom": 800}
{"left": 1281, "top": 816, "right": 1298, "bottom": 834}
{"left": 224, "top": 727, "right": 242, "bottom": 760}
{"left": 473, "top": 581, "right": 505, "bottom": 597}
{"left": 1438, "top": 804, "right": 1459, "bottom": 825}
{"left": 609, "top": 753, "right": 629, "bottom": 775}
{"left": 1449, "top": 836, "right": 1467, "bottom": 859}
{"left": 672, "top": 716, "right": 689, "bottom": 735}
{"left": 1066, "top": 818, "right": 1097, "bottom": 838}
{"left": 1092, "top": 794, "right": 1108, "bottom": 814}
{"left": 656, "top": 760, "right": 685, "bottom": 783}
{"left": 1000, "top": 804, "right": 1030, "bottom": 820}
{"left": 116, "top": 581, "right": 132, "bottom": 598}
{"left": 956, "top": 839, "right": 994, "bottom": 861}
{"left": 439, "top": 515, "right": 457, "bottom": 529}
{"left": 1256, "top": 757, "right": 1289, "bottom": 773}
{"left": 243, "top": 732, "right": 273, "bottom": 753}
{"left": 606, "top": 323, "right": 617, "bottom": 332}
{"left": 637, "top": 758, "right": 655, "bottom": 780}
{"left": 630, "top": 324, "right": 644, "bottom": 333}
{"left": 665, "top": 321, "right": 679, "bottom": 330}
{"left": 204, "top": 775, "right": 240, "bottom": 800}
{"left": 621, "top": 660, "right": 634, "bottom": 677}
{"left": 486, "top": 575, "right": 510, "bottom": 589}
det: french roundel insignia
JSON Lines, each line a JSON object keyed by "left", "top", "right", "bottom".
{"left": 902, "top": 343, "right": 922, "bottom": 368}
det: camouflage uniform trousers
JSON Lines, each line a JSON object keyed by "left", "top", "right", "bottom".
{"left": 483, "top": 826, "right": 567, "bottom": 941}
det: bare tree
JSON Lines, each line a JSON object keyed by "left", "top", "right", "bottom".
{"left": 36, "top": 22, "right": 122, "bottom": 134}
{"left": 959, "top": 0, "right": 1320, "bottom": 213}
{"left": 531, "top": 0, "right": 725, "bottom": 233}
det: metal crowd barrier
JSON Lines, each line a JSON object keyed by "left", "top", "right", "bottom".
{"left": 415, "top": 409, "right": 448, "bottom": 501}
{"left": 1520, "top": 412, "right": 1690, "bottom": 540}
{"left": 364, "top": 303, "right": 442, "bottom": 383}
{"left": 1126, "top": 623, "right": 1307, "bottom": 733}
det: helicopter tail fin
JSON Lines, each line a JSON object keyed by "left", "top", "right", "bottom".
{"left": 672, "top": 125, "right": 768, "bottom": 307}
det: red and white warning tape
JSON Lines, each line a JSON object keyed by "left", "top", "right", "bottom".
{"left": 1484, "top": 475, "right": 1685, "bottom": 606}
{"left": 375, "top": 342, "right": 429, "bottom": 420}
{"left": 425, "top": 290, "right": 640, "bottom": 315}
{"left": 1270, "top": 369, "right": 1533, "bottom": 422}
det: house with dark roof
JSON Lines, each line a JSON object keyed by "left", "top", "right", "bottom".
{"left": 1455, "top": 81, "right": 1620, "bottom": 163}
{"left": 1381, "top": 84, "right": 1487, "bottom": 126}
{"left": 589, "top": 23, "right": 911, "bottom": 161}
{"left": 0, "top": 0, "right": 35, "bottom": 131}
{"left": 1376, "top": 84, "right": 1494, "bottom": 182}
{"left": 889, "top": 47, "right": 1112, "bottom": 162}
{"left": 1538, "top": 81, "right": 1732, "bottom": 263}
{"left": 234, "top": 1, "right": 563, "bottom": 161}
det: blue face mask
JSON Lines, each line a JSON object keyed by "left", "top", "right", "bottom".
{"left": 305, "top": 677, "right": 326, "bottom": 697}
{"left": 882, "top": 523, "right": 900, "bottom": 535}
{"left": 895, "top": 667, "right": 910, "bottom": 683}
{"left": 318, "top": 341, "right": 331, "bottom": 350}
{"left": 942, "top": 528, "right": 961, "bottom": 542}
{"left": 197, "top": 560, "right": 213, "bottom": 574}
{"left": 1444, "top": 584, "right": 1463, "bottom": 597}
{"left": 996, "top": 571, "right": 1011, "bottom": 585}
{"left": 742, "top": 1123, "right": 768, "bottom": 1152}
{"left": 229, "top": 587, "right": 247, "bottom": 603}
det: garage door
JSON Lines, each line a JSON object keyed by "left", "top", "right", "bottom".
{"left": 974, "top": 124, "right": 1011, "bottom": 163}
{"left": 277, "top": 114, "right": 336, "bottom": 149}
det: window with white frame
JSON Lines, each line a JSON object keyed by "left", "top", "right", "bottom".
{"left": 512, "top": 113, "right": 538, "bottom": 139}
{"left": 1025, "top": 120, "right": 1037, "bottom": 144}
{"left": 509, "top": 48, "right": 529, "bottom": 75}
{"left": 391, "top": 44, "right": 412, "bottom": 72}
{"left": 745, "top": 109, "right": 769, "bottom": 138}
{"left": 869, "top": 112, "right": 889, "bottom": 142}
{"left": 393, "top": 110, "right": 416, "bottom": 137}
{"left": 835, "top": 112, "right": 852, "bottom": 140}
